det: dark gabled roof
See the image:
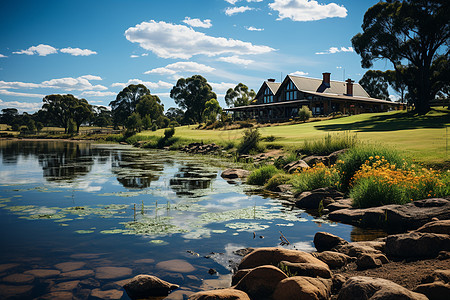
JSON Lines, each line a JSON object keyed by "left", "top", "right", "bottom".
{"left": 254, "top": 81, "right": 281, "bottom": 99}
{"left": 305, "top": 91, "right": 398, "bottom": 105}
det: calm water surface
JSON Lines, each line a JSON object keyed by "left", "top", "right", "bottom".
{"left": 0, "top": 140, "right": 375, "bottom": 299}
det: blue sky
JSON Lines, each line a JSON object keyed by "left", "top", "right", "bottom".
{"left": 0, "top": 0, "right": 388, "bottom": 113}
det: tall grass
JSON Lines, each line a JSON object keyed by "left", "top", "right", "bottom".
{"left": 300, "top": 132, "right": 358, "bottom": 156}
{"left": 238, "top": 128, "right": 263, "bottom": 154}
{"left": 290, "top": 163, "right": 340, "bottom": 194}
{"left": 264, "top": 173, "right": 293, "bottom": 191}
{"left": 247, "top": 165, "right": 280, "bottom": 185}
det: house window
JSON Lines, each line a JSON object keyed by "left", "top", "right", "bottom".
{"left": 284, "top": 81, "right": 297, "bottom": 101}
{"left": 263, "top": 86, "right": 273, "bottom": 103}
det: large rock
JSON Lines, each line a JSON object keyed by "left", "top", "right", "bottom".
{"left": 313, "top": 232, "right": 348, "bottom": 252}
{"left": 385, "top": 232, "right": 450, "bottom": 258}
{"left": 329, "top": 198, "right": 450, "bottom": 231}
{"left": 272, "top": 276, "right": 332, "bottom": 300}
{"left": 326, "top": 199, "right": 353, "bottom": 212}
{"left": 356, "top": 254, "right": 387, "bottom": 270}
{"left": 334, "top": 241, "right": 385, "bottom": 258}
{"left": 234, "top": 265, "right": 287, "bottom": 299}
{"left": 188, "top": 288, "right": 250, "bottom": 300}
{"left": 415, "top": 220, "right": 450, "bottom": 234}
{"left": 123, "top": 275, "right": 179, "bottom": 299}
{"left": 237, "top": 247, "right": 328, "bottom": 270}
{"left": 414, "top": 282, "right": 450, "bottom": 300}
{"left": 337, "top": 276, "right": 428, "bottom": 300}
{"left": 312, "top": 251, "right": 353, "bottom": 269}
{"left": 221, "top": 169, "right": 250, "bottom": 179}
{"left": 278, "top": 261, "right": 332, "bottom": 279}
{"left": 284, "top": 160, "right": 310, "bottom": 173}
{"left": 295, "top": 187, "right": 344, "bottom": 209}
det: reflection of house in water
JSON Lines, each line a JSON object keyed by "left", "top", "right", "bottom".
{"left": 170, "top": 165, "right": 217, "bottom": 197}
{"left": 225, "top": 72, "right": 401, "bottom": 122}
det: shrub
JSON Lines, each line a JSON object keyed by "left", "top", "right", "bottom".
{"left": 274, "top": 153, "right": 298, "bottom": 169}
{"left": 238, "top": 128, "right": 262, "bottom": 154}
{"left": 300, "top": 132, "right": 358, "bottom": 156}
{"left": 247, "top": 165, "right": 280, "bottom": 185}
{"left": 336, "top": 145, "right": 404, "bottom": 192}
{"left": 290, "top": 163, "right": 340, "bottom": 194}
{"left": 164, "top": 127, "right": 175, "bottom": 139}
{"left": 264, "top": 173, "right": 293, "bottom": 191}
{"left": 350, "top": 157, "right": 450, "bottom": 208}
{"left": 298, "top": 105, "right": 312, "bottom": 122}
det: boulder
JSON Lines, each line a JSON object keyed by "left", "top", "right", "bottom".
{"left": 326, "top": 199, "right": 353, "bottom": 212}
{"left": 123, "top": 275, "right": 179, "bottom": 299}
{"left": 334, "top": 241, "right": 385, "bottom": 258}
{"left": 302, "top": 155, "right": 327, "bottom": 166}
{"left": 272, "top": 276, "right": 332, "bottom": 300}
{"left": 234, "top": 265, "right": 287, "bottom": 299}
{"left": 237, "top": 247, "right": 328, "bottom": 270}
{"left": 415, "top": 220, "right": 450, "bottom": 234}
{"left": 332, "top": 274, "right": 347, "bottom": 294}
{"left": 385, "top": 232, "right": 450, "bottom": 258}
{"left": 312, "top": 251, "right": 353, "bottom": 269}
{"left": 278, "top": 261, "right": 332, "bottom": 279}
{"left": 284, "top": 160, "right": 310, "bottom": 173}
{"left": 337, "top": 276, "right": 428, "bottom": 300}
{"left": 356, "top": 254, "right": 388, "bottom": 270}
{"left": 414, "top": 282, "right": 450, "bottom": 300}
{"left": 188, "top": 288, "right": 250, "bottom": 300}
{"left": 221, "top": 169, "right": 251, "bottom": 179}
{"left": 295, "top": 187, "right": 344, "bottom": 209}
{"left": 313, "top": 232, "right": 348, "bottom": 252}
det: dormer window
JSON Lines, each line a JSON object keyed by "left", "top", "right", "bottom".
{"left": 263, "top": 86, "right": 273, "bottom": 103}
{"left": 285, "top": 81, "right": 297, "bottom": 101}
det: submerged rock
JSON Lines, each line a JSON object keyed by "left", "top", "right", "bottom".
{"left": 188, "top": 288, "right": 250, "bottom": 300}
{"left": 0, "top": 284, "right": 33, "bottom": 299}
{"left": 123, "top": 274, "right": 179, "bottom": 299}
{"left": 54, "top": 262, "right": 86, "bottom": 272}
{"left": 2, "top": 273, "right": 34, "bottom": 284}
{"left": 95, "top": 266, "right": 132, "bottom": 280}
{"left": 221, "top": 169, "right": 250, "bottom": 179}
{"left": 24, "top": 269, "right": 60, "bottom": 278}
{"left": 39, "top": 291, "right": 74, "bottom": 300}
{"left": 156, "top": 259, "right": 195, "bottom": 273}
{"left": 60, "top": 269, "right": 94, "bottom": 279}
{"left": 91, "top": 288, "right": 123, "bottom": 300}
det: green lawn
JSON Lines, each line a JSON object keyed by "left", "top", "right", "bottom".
{"left": 137, "top": 109, "right": 450, "bottom": 165}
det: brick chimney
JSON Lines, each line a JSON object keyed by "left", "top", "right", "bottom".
{"left": 267, "top": 78, "right": 276, "bottom": 82}
{"left": 322, "top": 72, "right": 331, "bottom": 85}
{"left": 345, "top": 78, "right": 354, "bottom": 96}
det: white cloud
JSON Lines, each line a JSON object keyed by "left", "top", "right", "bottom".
{"left": 79, "top": 75, "right": 102, "bottom": 81}
{"left": 111, "top": 79, "right": 173, "bottom": 90}
{"left": 0, "top": 81, "right": 41, "bottom": 89}
{"left": 125, "top": 20, "right": 273, "bottom": 59}
{"left": 0, "top": 90, "right": 45, "bottom": 98}
{"left": 41, "top": 76, "right": 107, "bottom": 91}
{"left": 209, "top": 82, "right": 236, "bottom": 92}
{"left": 0, "top": 99, "right": 42, "bottom": 111}
{"left": 141, "top": 53, "right": 148, "bottom": 56}
{"left": 130, "top": 55, "right": 139, "bottom": 58}
{"left": 60, "top": 47, "right": 97, "bottom": 56}
{"left": 0, "top": 54, "right": 7, "bottom": 58}
{"left": 389, "top": 95, "right": 400, "bottom": 102}
{"left": 290, "top": 71, "right": 309, "bottom": 76}
{"left": 225, "top": 0, "right": 239, "bottom": 4}
{"left": 145, "top": 61, "right": 215, "bottom": 75}
{"left": 183, "top": 17, "right": 212, "bottom": 28}
{"left": 218, "top": 55, "right": 254, "bottom": 65}
{"left": 269, "top": 0, "right": 347, "bottom": 21}
{"left": 13, "top": 44, "right": 58, "bottom": 56}
{"left": 315, "top": 46, "right": 353, "bottom": 55}
{"left": 246, "top": 26, "right": 264, "bottom": 31}
{"left": 81, "top": 91, "right": 116, "bottom": 97}
{"left": 225, "top": 6, "right": 254, "bottom": 16}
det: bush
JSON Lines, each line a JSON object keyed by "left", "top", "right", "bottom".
{"left": 290, "top": 163, "right": 340, "bottom": 194}
{"left": 264, "top": 173, "right": 293, "bottom": 191}
{"left": 247, "top": 165, "right": 280, "bottom": 185}
{"left": 164, "top": 127, "right": 175, "bottom": 139}
{"left": 238, "top": 128, "right": 262, "bottom": 154}
{"left": 298, "top": 105, "right": 312, "bottom": 122}
{"left": 300, "top": 132, "right": 358, "bottom": 156}
{"left": 336, "top": 145, "right": 404, "bottom": 192}
{"left": 350, "top": 157, "right": 450, "bottom": 208}
{"left": 273, "top": 152, "right": 298, "bottom": 169}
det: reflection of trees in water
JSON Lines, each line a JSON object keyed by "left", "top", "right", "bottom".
{"left": 350, "top": 226, "right": 388, "bottom": 242}
{"left": 169, "top": 164, "right": 216, "bottom": 196}
{"left": 111, "top": 152, "right": 163, "bottom": 189}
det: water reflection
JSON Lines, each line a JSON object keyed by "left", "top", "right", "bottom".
{"left": 170, "top": 164, "right": 217, "bottom": 196}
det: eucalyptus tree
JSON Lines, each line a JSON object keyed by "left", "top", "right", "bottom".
{"left": 225, "top": 83, "right": 256, "bottom": 107}
{"left": 109, "top": 84, "right": 150, "bottom": 127}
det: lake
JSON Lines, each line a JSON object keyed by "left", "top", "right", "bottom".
{"left": 0, "top": 140, "right": 378, "bottom": 299}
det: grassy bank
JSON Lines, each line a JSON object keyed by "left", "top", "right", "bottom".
{"left": 136, "top": 109, "right": 449, "bottom": 165}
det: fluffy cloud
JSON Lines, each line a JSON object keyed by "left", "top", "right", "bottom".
{"left": 315, "top": 46, "right": 353, "bottom": 55}
{"left": 81, "top": 91, "right": 116, "bottom": 97}
{"left": 225, "top": 6, "right": 254, "bottom": 16}
{"left": 0, "top": 81, "right": 41, "bottom": 89}
{"left": 290, "top": 71, "right": 309, "bottom": 76}
{"left": 145, "top": 61, "right": 215, "bottom": 75}
{"left": 0, "top": 90, "right": 45, "bottom": 98}
{"left": 246, "top": 26, "right": 263, "bottom": 31}
{"left": 269, "top": 0, "right": 347, "bottom": 21}
{"left": 0, "top": 99, "right": 42, "bottom": 111}
{"left": 13, "top": 44, "right": 58, "bottom": 56}
{"left": 209, "top": 82, "right": 236, "bottom": 93}
{"left": 218, "top": 55, "right": 254, "bottom": 65}
{"left": 225, "top": 0, "right": 262, "bottom": 3}
{"left": 130, "top": 55, "right": 139, "bottom": 58}
{"left": 0, "top": 54, "right": 7, "bottom": 58}
{"left": 183, "top": 17, "right": 212, "bottom": 28}
{"left": 79, "top": 75, "right": 102, "bottom": 81}
{"left": 111, "top": 79, "right": 173, "bottom": 90}
{"left": 125, "top": 20, "right": 273, "bottom": 59}
{"left": 0, "top": 75, "right": 106, "bottom": 92}
{"left": 60, "top": 47, "right": 97, "bottom": 56}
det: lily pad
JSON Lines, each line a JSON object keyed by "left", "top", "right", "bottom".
{"left": 74, "top": 230, "right": 95, "bottom": 234}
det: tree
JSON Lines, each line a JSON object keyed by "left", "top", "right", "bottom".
{"left": 352, "top": 0, "right": 450, "bottom": 114}
{"left": 92, "top": 106, "right": 112, "bottom": 127}
{"left": 126, "top": 112, "right": 143, "bottom": 132}
{"left": 42, "top": 94, "right": 93, "bottom": 133}
{"left": 298, "top": 106, "right": 312, "bottom": 122}
{"left": 109, "top": 84, "right": 150, "bottom": 127}
{"left": 359, "top": 70, "right": 390, "bottom": 100}
{"left": 202, "top": 98, "right": 222, "bottom": 123}
{"left": 170, "top": 75, "right": 216, "bottom": 124}
{"left": 225, "top": 83, "right": 256, "bottom": 107}
{"left": 136, "top": 94, "right": 164, "bottom": 122}
{"left": 165, "top": 107, "right": 184, "bottom": 124}
{"left": 384, "top": 69, "right": 409, "bottom": 103}
{"left": 1, "top": 108, "right": 19, "bottom": 125}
